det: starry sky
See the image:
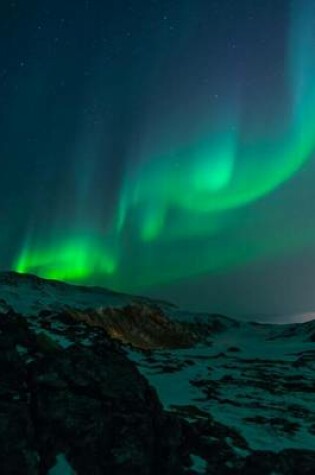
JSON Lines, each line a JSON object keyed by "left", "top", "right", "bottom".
{"left": 1, "top": 0, "right": 315, "bottom": 321}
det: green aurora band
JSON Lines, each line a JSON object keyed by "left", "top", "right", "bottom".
{"left": 14, "top": 0, "right": 315, "bottom": 291}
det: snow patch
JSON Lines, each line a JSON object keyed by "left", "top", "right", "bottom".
{"left": 48, "top": 454, "right": 75, "bottom": 475}
{"left": 190, "top": 454, "right": 207, "bottom": 473}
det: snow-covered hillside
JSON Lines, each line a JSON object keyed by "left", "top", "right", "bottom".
{"left": 0, "top": 271, "right": 173, "bottom": 315}
{"left": 129, "top": 320, "right": 315, "bottom": 454}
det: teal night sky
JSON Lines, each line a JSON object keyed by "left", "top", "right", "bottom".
{"left": 1, "top": 0, "right": 315, "bottom": 319}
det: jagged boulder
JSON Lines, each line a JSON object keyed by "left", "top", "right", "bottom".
{"left": 0, "top": 310, "right": 188, "bottom": 474}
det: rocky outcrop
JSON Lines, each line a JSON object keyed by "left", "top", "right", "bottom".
{"left": 61, "top": 303, "right": 198, "bottom": 349}
{"left": 0, "top": 310, "right": 188, "bottom": 474}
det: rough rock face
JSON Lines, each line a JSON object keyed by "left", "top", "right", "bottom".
{"left": 63, "top": 303, "right": 198, "bottom": 349}
{"left": 0, "top": 310, "right": 188, "bottom": 475}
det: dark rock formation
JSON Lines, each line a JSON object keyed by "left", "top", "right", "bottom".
{"left": 0, "top": 310, "right": 188, "bottom": 474}
{"left": 61, "top": 303, "right": 197, "bottom": 349}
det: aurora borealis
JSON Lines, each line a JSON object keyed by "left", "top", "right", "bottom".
{"left": 2, "top": 0, "right": 315, "bottom": 318}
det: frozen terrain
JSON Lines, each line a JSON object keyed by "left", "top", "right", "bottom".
{"left": 0, "top": 271, "right": 314, "bottom": 474}
{"left": 129, "top": 317, "right": 315, "bottom": 453}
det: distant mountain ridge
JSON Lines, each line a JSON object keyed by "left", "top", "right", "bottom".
{"left": 0, "top": 270, "right": 176, "bottom": 315}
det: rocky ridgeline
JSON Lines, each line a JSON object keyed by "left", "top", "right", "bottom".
{"left": 60, "top": 303, "right": 198, "bottom": 349}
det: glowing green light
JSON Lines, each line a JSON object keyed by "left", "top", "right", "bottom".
{"left": 15, "top": 236, "right": 117, "bottom": 282}
{"left": 12, "top": 0, "right": 315, "bottom": 291}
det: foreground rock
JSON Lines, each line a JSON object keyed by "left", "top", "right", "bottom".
{"left": 0, "top": 310, "right": 188, "bottom": 474}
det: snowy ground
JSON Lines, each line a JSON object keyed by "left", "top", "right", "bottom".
{"left": 128, "top": 320, "right": 315, "bottom": 453}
